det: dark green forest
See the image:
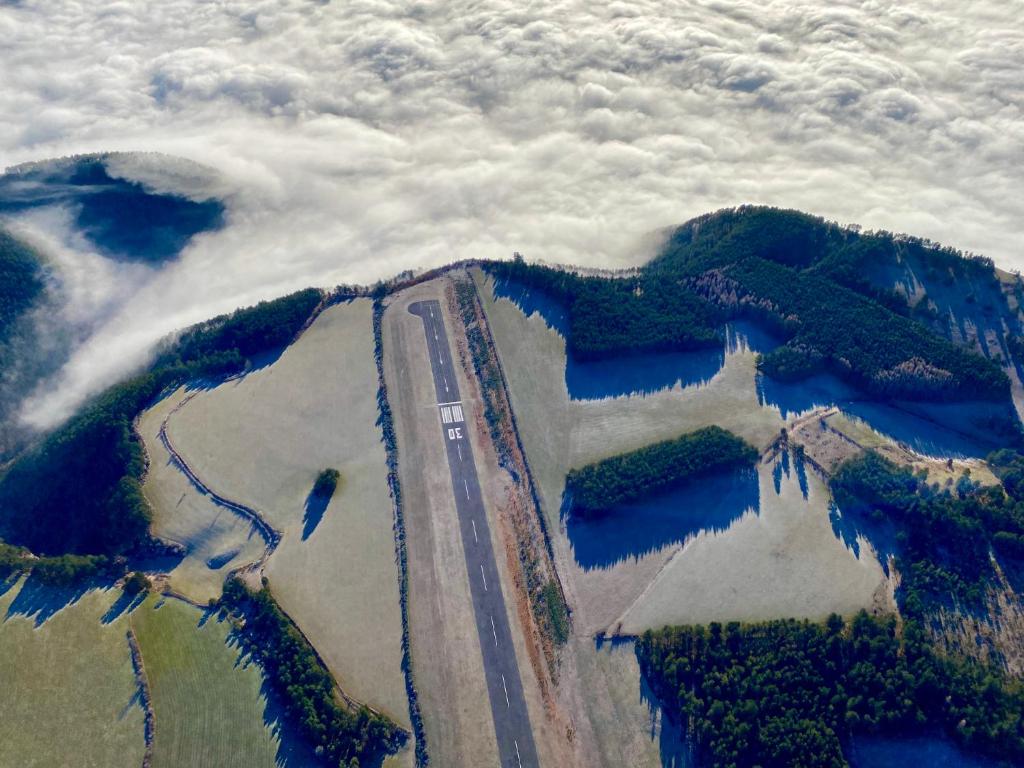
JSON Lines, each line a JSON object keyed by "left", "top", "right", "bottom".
{"left": 491, "top": 207, "right": 1009, "bottom": 402}
{"left": 489, "top": 257, "right": 722, "bottom": 359}
{"left": 565, "top": 426, "right": 757, "bottom": 514}
{"left": 221, "top": 578, "right": 406, "bottom": 767}
{"left": 831, "top": 451, "right": 1024, "bottom": 613}
{"left": 638, "top": 612, "right": 1024, "bottom": 768}
{"left": 0, "top": 288, "right": 324, "bottom": 556}
{"left": 0, "top": 228, "right": 43, "bottom": 346}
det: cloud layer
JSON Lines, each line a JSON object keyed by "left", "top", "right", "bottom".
{"left": 0, "top": 0, "right": 1021, "bottom": 429}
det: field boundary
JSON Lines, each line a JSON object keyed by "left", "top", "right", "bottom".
{"left": 126, "top": 626, "right": 155, "bottom": 768}
{"left": 158, "top": 391, "right": 282, "bottom": 556}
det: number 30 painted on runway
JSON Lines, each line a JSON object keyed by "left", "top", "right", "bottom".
{"left": 448, "top": 427, "right": 462, "bottom": 440}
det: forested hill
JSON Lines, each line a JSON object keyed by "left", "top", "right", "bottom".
{"left": 0, "top": 228, "right": 43, "bottom": 347}
{"left": 0, "top": 288, "right": 325, "bottom": 557}
{"left": 491, "top": 207, "right": 1012, "bottom": 403}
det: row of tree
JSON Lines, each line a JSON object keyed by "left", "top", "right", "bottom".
{"left": 220, "top": 578, "right": 406, "bottom": 767}
{"left": 565, "top": 426, "right": 757, "bottom": 515}
{"left": 637, "top": 611, "right": 1024, "bottom": 768}
{"left": 0, "top": 541, "right": 119, "bottom": 586}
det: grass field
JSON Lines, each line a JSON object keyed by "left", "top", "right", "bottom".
{"left": 0, "top": 577, "right": 145, "bottom": 768}
{"left": 138, "top": 388, "right": 266, "bottom": 603}
{"left": 475, "top": 269, "right": 893, "bottom": 767}
{"left": 160, "top": 298, "right": 410, "bottom": 731}
{"left": 131, "top": 595, "right": 316, "bottom": 768}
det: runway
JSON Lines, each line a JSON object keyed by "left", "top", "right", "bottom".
{"left": 408, "top": 299, "right": 539, "bottom": 768}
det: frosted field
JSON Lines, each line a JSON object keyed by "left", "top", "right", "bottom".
{"left": 146, "top": 299, "right": 410, "bottom": 733}
{"left": 132, "top": 595, "right": 316, "bottom": 768}
{"left": 476, "top": 269, "right": 896, "bottom": 766}
{"left": 0, "top": 578, "right": 145, "bottom": 768}
{"left": 139, "top": 388, "right": 266, "bottom": 603}
{"left": 474, "top": 270, "right": 889, "bottom": 628}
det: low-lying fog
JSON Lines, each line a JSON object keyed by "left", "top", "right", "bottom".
{"left": 0, "top": 0, "right": 1021, "bottom": 433}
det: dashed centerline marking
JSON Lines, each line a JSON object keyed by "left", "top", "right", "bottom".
{"left": 471, "top": 518, "right": 478, "bottom": 543}
{"left": 501, "top": 674, "right": 510, "bottom": 708}
{"left": 490, "top": 614, "right": 498, "bottom": 646}
{"left": 464, "top": 478, "right": 470, "bottom": 499}
{"left": 457, "top": 443, "right": 463, "bottom": 460}
{"left": 480, "top": 564, "right": 488, "bottom": 591}
{"left": 515, "top": 740, "right": 523, "bottom": 768}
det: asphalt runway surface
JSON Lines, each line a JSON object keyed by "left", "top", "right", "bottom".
{"left": 408, "top": 299, "right": 539, "bottom": 768}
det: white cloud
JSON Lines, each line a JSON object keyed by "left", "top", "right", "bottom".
{"left": 0, "top": 0, "right": 1020, "bottom": 429}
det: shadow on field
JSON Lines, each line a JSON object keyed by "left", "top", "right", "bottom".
{"left": 589, "top": 636, "right": 694, "bottom": 768}
{"left": 4, "top": 572, "right": 102, "bottom": 626}
{"left": 565, "top": 468, "right": 759, "bottom": 570}
{"left": 0, "top": 573, "right": 19, "bottom": 601}
{"left": 100, "top": 588, "right": 147, "bottom": 625}
{"left": 302, "top": 489, "right": 330, "bottom": 541}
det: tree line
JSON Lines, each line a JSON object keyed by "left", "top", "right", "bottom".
{"left": 489, "top": 257, "right": 722, "bottom": 359}
{"left": 491, "top": 207, "right": 1011, "bottom": 404}
{"left": 565, "top": 426, "right": 758, "bottom": 515}
{"left": 221, "top": 577, "right": 406, "bottom": 767}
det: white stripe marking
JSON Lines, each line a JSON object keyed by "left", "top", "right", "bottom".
{"left": 502, "top": 674, "right": 510, "bottom": 708}
{"left": 457, "top": 443, "right": 463, "bottom": 460}
{"left": 490, "top": 614, "right": 498, "bottom": 646}
{"left": 480, "top": 564, "right": 487, "bottom": 591}
{"left": 453, "top": 404, "right": 464, "bottom": 421}
{"left": 471, "top": 518, "right": 478, "bottom": 543}
{"left": 464, "top": 478, "right": 470, "bottom": 499}
{"left": 515, "top": 740, "right": 522, "bottom": 768}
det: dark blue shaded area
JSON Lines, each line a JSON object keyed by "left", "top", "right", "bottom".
{"left": 566, "top": 467, "right": 759, "bottom": 570}
{"left": 493, "top": 276, "right": 780, "bottom": 400}
{"left": 494, "top": 274, "right": 1008, "bottom": 459}
{"left": 302, "top": 488, "right": 331, "bottom": 541}
{"left": 847, "top": 735, "right": 1004, "bottom": 768}
{"left": 757, "top": 371, "right": 1002, "bottom": 460}
{"left": 0, "top": 156, "right": 224, "bottom": 263}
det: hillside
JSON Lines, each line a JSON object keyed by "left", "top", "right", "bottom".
{"left": 3, "top": 207, "right": 1024, "bottom": 768}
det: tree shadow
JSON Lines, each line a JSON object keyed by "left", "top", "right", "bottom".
{"left": 100, "top": 588, "right": 147, "bottom": 625}
{"left": 493, "top": 277, "right": 788, "bottom": 401}
{"left": 0, "top": 573, "right": 19, "bottom": 601}
{"left": 302, "top": 489, "right": 330, "bottom": 541}
{"left": 617, "top": 637, "right": 695, "bottom": 768}
{"left": 565, "top": 468, "right": 759, "bottom": 570}
{"left": 4, "top": 572, "right": 104, "bottom": 627}
{"left": 219, "top": 617, "right": 387, "bottom": 768}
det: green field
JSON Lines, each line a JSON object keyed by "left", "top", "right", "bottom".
{"left": 131, "top": 595, "right": 316, "bottom": 768}
{"left": 0, "top": 578, "right": 145, "bottom": 768}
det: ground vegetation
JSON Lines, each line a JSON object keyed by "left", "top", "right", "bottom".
{"left": 638, "top": 612, "right": 1024, "bottom": 768}
{"left": 0, "top": 289, "right": 324, "bottom": 556}
{"left": 220, "top": 577, "right": 406, "bottom": 767}
{"left": 565, "top": 426, "right": 758, "bottom": 515}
